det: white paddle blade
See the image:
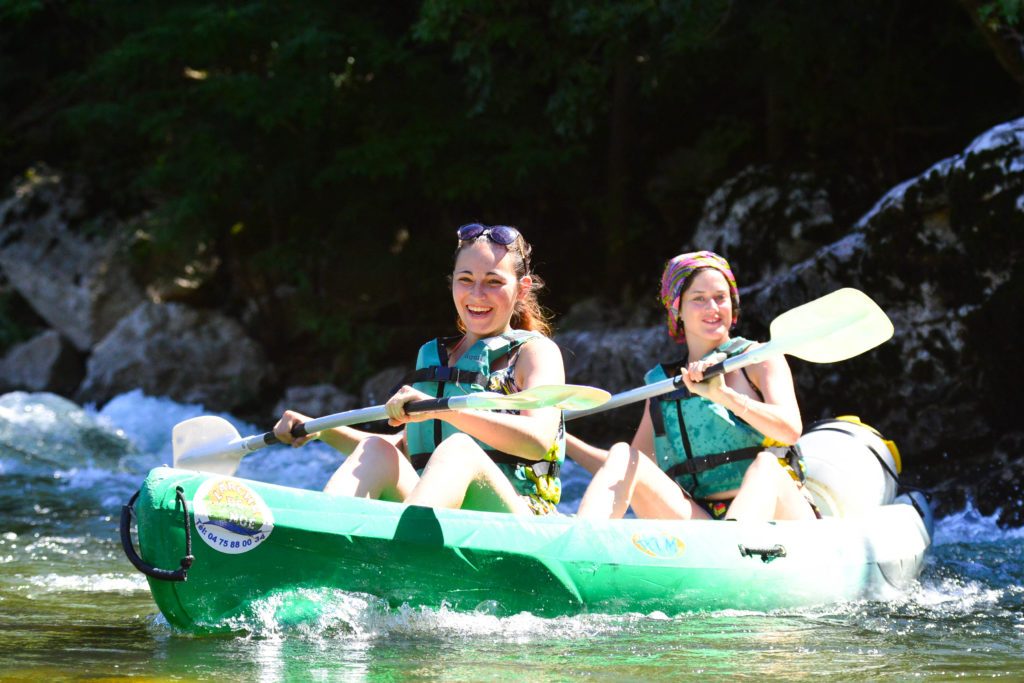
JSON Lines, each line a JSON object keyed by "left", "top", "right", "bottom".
{"left": 172, "top": 416, "right": 245, "bottom": 475}
{"left": 769, "top": 288, "right": 894, "bottom": 363}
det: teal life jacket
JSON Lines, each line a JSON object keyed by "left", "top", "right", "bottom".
{"left": 402, "top": 331, "right": 565, "bottom": 502}
{"left": 646, "top": 337, "right": 791, "bottom": 499}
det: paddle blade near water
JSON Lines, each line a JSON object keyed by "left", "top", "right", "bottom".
{"left": 172, "top": 416, "right": 246, "bottom": 475}
{"left": 767, "top": 287, "right": 894, "bottom": 364}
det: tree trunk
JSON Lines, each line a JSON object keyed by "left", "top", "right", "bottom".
{"left": 605, "top": 56, "right": 632, "bottom": 288}
{"left": 957, "top": 0, "right": 1024, "bottom": 87}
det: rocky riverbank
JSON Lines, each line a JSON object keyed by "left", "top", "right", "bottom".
{"left": 2, "top": 118, "right": 1021, "bottom": 522}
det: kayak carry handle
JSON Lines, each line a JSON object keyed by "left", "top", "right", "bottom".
{"left": 120, "top": 486, "right": 194, "bottom": 582}
{"left": 738, "top": 544, "right": 787, "bottom": 564}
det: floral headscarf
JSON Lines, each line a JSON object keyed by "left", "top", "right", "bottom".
{"left": 659, "top": 251, "right": 740, "bottom": 344}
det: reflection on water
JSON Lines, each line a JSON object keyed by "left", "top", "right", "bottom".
{"left": 0, "top": 390, "right": 1022, "bottom": 679}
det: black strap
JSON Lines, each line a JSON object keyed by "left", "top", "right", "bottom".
{"left": 675, "top": 395, "right": 700, "bottom": 491}
{"left": 432, "top": 340, "right": 451, "bottom": 448}
{"left": 401, "top": 366, "right": 488, "bottom": 388}
{"left": 804, "top": 422, "right": 899, "bottom": 485}
{"left": 649, "top": 394, "right": 666, "bottom": 436}
{"left": 739, "top": 367, "right": 764, "bottom": 401}
{"left": 648, "top": 362, "right": 689, "bottom": 438}
{"left": 663, "top": 446, "right": 762, "bottom": 479}
{"left": 785, "top": 445, "right": 806, "bottom": 484}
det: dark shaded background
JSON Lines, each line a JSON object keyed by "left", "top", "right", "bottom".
{"left": 2, "top": 0, "right": 1021, "bottom": 392}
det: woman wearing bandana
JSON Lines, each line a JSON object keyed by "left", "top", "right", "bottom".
{"left": 568, "top": 251, "right": 818, "bottom": 522}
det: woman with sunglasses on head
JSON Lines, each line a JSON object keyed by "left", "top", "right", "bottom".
{"left": 568, "top": 251, "right": 817, "bottom": 522}
{"left": 273, "top": 224, "right": 566, "bottom": 515}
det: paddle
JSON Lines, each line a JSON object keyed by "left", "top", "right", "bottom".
{"left": 564, "top": 287, "right": 893, "bottom": 420}
{"left": 173, "top": 383, "right": 611, "bottom": 475}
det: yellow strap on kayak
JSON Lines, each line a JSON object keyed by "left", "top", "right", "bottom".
{"left": 836, "top": 415, "right": 902, "bottom": 474}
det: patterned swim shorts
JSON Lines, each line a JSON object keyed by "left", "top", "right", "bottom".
{"left": 521, "top": 494, "right": 560, "bottom": 516}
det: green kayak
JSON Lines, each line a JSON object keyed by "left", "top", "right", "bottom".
{"left": 123, "top": 459, "right": 932, "bottom": 632}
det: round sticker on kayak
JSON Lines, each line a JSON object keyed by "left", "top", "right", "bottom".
{"left": 193, "top": 478, "right": 274, "bottom": 554}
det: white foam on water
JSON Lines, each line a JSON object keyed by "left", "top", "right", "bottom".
{"left": 933, "top": 501, "right": 1024, "bottom": 545}
{"left": 96, "top": 390, "right": 239, "bottom": 468}
{"left": 26, "top": 572, "right": 148, "bottom": 593}
{"left": 209, "top": 586, "right": 643, "bottom": 644}
{"left": 96, "top": 390, "right": 340, "bottom": 491}
{"left": 23, "top": 534, "right": 88, "bottom": 556}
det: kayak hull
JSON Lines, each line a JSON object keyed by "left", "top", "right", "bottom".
{"left": 128, "top": 467, "right": 931, "bottom": 631}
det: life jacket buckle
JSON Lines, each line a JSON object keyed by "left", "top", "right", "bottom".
{"left": 530, "top": 460, "right": 560, "bottom": 478}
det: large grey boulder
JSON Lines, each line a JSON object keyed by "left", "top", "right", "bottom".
{"left": 728, "top": 118, "right": 1024, "bottom": 521}
{"left": 360, "top": 366, "right": 409, "bottom": 406}
{"left": 0, "top": 167, "right": 145, "bottom": 351}
{"left": 690, "top": 166, "right": 853, "bottom": 284}
{"left": 0, "top": 330, "right": 83, "bottom": 395}
{"left": 557, "top": 326, "right": 678, "bottom": 444}
{"left": 78, "top": 302, "right": 268, "bottom": 411}
{"left": 271, "top": 384, "right": 357, "bottom": 421}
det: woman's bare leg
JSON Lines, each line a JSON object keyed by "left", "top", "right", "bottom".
{"left": 323, "top": 436, "right": 419, "bottom": 502}
{"left": 405, "top": 434, "right": 532, "bottom": 515}
{"left": 725, "top": 451, "right": 816, "bottom": 521}
{"left": 565, "top": 433, "right": 609, "bottom": 476}
{"left": 576, "top": 442, "right": 639, "bottom": 518}
{"left": 577, "top": 443, "right": 710, "bottom": 520}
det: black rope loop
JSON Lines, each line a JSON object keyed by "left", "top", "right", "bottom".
{"left": 120, "top": 485, "right": 194, "bottom": 582}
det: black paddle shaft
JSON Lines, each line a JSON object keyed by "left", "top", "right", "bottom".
{"left": 260, "top": 397, "right": 454, "bottom": 446}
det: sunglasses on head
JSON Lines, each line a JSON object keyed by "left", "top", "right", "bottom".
{"left": 456, "top": 223, "right": 521, "bottom": 246}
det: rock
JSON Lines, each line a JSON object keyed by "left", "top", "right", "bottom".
{"left": 0, "top": 330, "right": 83, "bottom": 395}
{"left": 689, "top": 165, "right": 852, "bottom": 283}
{"left": 78, "top": 302, "right": 268, "bottom": 411}
{"left": 0, "top": 167, "right": 145, "bottom": 351}
{"left": 556, "top": 326, "right": 678, "bottom": 444}
{"left": 557, "top": 297, "right": 661, "bottom": 332}
{"left": 355, "top": 366, "right": 409, "bottom": 435}
{"left": 272, "top": 384, "right": 357, "bottom": 421}
{"left": 735, "top": 117, "right": 1024, "bottom": 523}
{"left": 360, "top": 366, "right": 409, "bottom": 405}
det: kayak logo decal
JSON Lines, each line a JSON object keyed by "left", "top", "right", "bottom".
{"left": 632, "top": 532, "right": 685, "bottom": 559}
{"left": 193, "top": 478, "right": 274, "bottom": 554}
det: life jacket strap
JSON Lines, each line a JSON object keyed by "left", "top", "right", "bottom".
{"left": 663, "top": 446, "right": 762, "bottom": 479}
{"left": 783, "top": 445, "right": 806, "bottom": 484}
{"left": 400, "top": 366, "right": 488, "bottom": 389}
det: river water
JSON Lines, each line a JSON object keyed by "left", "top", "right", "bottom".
{"left": 1, "top": 391, "right": 1021, "bottom": 680}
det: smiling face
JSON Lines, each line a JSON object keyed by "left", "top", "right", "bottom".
{"left": 677, "top": 268, "right": 734, "bottom": 349}
{"left": 452, "top": 239, "right": 531, "bottom": 340}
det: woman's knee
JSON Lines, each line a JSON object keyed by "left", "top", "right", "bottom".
{"left": 326, "top": 436, "right": 410, "bottom": 497}
{"left": 602, "top": 442, "right": 635, "bottom": 472}
{"left": 345, "top": 436, "right": 405, "bottom": 475}
{"left": 426, "top": 433, "right": 485, "bottom": 469}
{"left": 743, "top": 451, "right": 786, "bottom": 481}
{"left": 355, "top": 436, "right": 402, "bottom": 461}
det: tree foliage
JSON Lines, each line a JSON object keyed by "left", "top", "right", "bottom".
{"left": 1, "top": 0, "right": 1020, "bottom": 388}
